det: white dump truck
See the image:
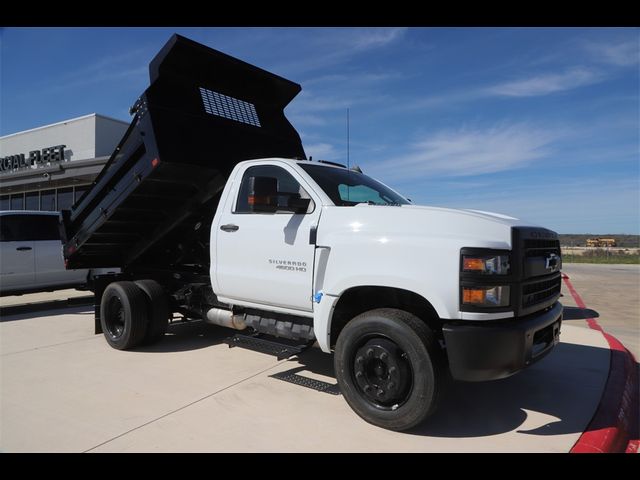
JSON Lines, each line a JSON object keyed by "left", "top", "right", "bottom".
{"left": 61, "top": 34, "right": 563, "bottom": 431}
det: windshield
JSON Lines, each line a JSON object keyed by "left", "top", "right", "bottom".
{"left": 299, "top": 164, "right": 409, "bottom": 206}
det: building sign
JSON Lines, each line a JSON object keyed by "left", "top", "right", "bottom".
{"left": 0, "top": 145, "right": 67, "bottom": 174}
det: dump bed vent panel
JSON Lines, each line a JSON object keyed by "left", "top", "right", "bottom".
{"left": 199, "top": 87, "right": 261, "bottom": 127}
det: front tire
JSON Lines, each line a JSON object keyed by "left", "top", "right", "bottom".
{"left": 334, "top": 308, "right": 444, "bottom": 431}
{"left": 100, "top": 281, "right": 148, "bottom": 350}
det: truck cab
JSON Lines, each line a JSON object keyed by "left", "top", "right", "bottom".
{"left": 212, "top": 157, "right": 562, "bottom": 370}
{"left": 207, "top": 157, "right": 563, "bottom": 430}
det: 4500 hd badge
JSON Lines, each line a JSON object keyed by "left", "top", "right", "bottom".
{"left": 269, "top": 259, "right": 307, "bottom": 272}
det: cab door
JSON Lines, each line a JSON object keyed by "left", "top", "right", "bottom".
{"left": 214, "top": 164, "right": 320, "bottom": 313}
{"left": 0, "top": 215, "right": 35, "bottom": 291}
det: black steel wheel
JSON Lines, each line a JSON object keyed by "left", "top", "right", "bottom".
{"left": 100, "top": 281, "right": 148, "bottom": 350}
{"left": 135, "top": 279, "right": 169, "bottom": 345}
{"left": 334, "top": 308, "right": 444, "bottom": 431}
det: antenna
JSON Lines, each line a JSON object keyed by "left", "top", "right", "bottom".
{"left": 347, "top": 108, "right": 350, "bottom": 202}
{"left": 347, "top": 108, "right": 350, "bottom": 170}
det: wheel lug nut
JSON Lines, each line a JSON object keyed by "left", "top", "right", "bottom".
{"left": 366, "top": 348, "right": 374, "bottom": 357}
{"left": 388, "top": 381, "right": 395, "bottom": 389}
{"left": 389, "top": 366, "right": 397, "bottom": 375}
{"left": 363, "top": 385, "right": 372, "bottom": 393}
{"left": 355, "top": 371, "right": 363, "bottom": 378}
{"left": 377, "top": 389, "right": 385, "bottom": 397}
{"left": 380, "top": 352, "right": 388, "bottom": 361}
{"left": 355, "top": 356, "right": 363, "bottom": 365}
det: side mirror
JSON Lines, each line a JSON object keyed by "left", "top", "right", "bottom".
{"left": 286, "top": 194, "right": 311, "bottom": 214}
{"left": 248, "top": 176, "right": 278, "bottom": 213}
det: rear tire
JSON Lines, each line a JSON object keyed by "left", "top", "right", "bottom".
{"left": 334, "top": 308, "right": 444, "bottom": 431}
{"left": 135, "top": 279, "right": 169, "bottom": 345}
{"left": 100, "top": 281, "right": 148, "bottom": 350}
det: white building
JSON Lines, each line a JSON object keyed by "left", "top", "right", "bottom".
{"left": 0, "top": 114, "right": 128, "bottom": 211}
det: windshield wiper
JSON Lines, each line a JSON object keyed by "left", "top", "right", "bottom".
{"left": 357, "top": 201, "right": 402, "bottom": 206}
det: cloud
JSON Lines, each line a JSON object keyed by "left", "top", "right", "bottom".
{"left": 371, "top": 123, "right": 557, "bottom": 179}
{"left": 399, "top": 66, "right": 606, "bottom": 112}
{"left": 271, "top": 28, "right": 407, "bottom": 76}
{"left": 584, "top": 39, "right": 639, "bottom": 67}
{"left": 350, "top": 28, "right": 407, "bottom": 50}
{"left": 47, "top": 66, "right": 148, "bottom": 92}
{"left": 305, "top": 142, "right": 339, "bottom": 160}
{"left": 286, "top": 89, "right": 389, "bottom": 124}
{"left": 485, "top": 67, "right": 604, "bottom": 97}
{"left": 37, "top": 47, "right": 152, "bottom": 93}
{"left": 73, "top": 47, "right": 151, "bottom": 77}
{"left": 289, "top": 91, "right": 355, "bottom": 112}
{"left": 440, "top": 177, "right": 640, "bottom": 234}
{"left": 304, "top": 71, "right": 403, "bottom": 88}
{"left": 286, "top": 113, "right": 327, "bottom": 127}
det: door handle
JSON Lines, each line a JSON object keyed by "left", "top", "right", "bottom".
{"left": 220, "top": 224, "right": 239, "bottom": 232}
{"left": 16, "top": 246, "right": 32, "bottom": 251}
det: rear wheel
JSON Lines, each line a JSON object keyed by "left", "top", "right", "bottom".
{"left": 100, "top": 281, "right": 148, "bottom": 350}
{"left": 135, "top": 279, "right": 169, "bottom": 345}
{"left": 334, "top": 308, "right": 444, "bottom": 431}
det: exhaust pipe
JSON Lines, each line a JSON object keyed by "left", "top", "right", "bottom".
{"left": 205, "top": 308, "right": 246, "bottom": 330}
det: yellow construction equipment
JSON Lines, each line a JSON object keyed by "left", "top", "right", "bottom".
{"left": 586, "top": 238, "right": 616, "bottom": 247}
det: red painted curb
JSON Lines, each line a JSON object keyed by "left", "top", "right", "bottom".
{"left": 562, "top": 273, "right": 639, "bottom": 453}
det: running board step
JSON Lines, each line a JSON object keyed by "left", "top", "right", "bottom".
{"left": 223, "top": 333, "right": 312, "bottom": 360}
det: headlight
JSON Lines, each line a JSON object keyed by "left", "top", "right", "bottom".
{"left": 462, "top": 254, "right": 510, "bottom": 275}
{"left": 462, "top": 286, "right": 510, "bottom": 307}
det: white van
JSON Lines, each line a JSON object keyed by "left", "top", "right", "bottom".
{"left": 0, "top": 210, "right": 91, "bottom": 295}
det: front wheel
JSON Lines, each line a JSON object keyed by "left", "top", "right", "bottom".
{"left": 334, "top": 308, "right": 444, "bottom": 431}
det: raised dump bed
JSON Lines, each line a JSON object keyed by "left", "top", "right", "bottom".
{"left": 62, "top": 34, "right": 305, "bottom": 273}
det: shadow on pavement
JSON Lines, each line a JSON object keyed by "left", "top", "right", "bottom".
{"left": 287, "top": 342, "right": 613, "bottom": 439}
{"left": 133, "top": 320, "right": 231, "bottom": 353}
{"left": 0, "top": 305, "right": 93, "bottom": 323}
{"left": 562, "top": 306, "right": 600, "bottom": 321}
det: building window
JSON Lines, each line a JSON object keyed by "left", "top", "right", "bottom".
{"left": 0, "top": 195, "right": 9, "bottom": 211}
{"left": 41, "top": 190, "right": 56, "bottom": 211}
{"left": 25, "top": 191, "right": 40, "bottom": 210}
{"left": 74, "top": 185, "right": 90, "bottom": 203}
{"left": 10, "top": 193, "right": 24, "bottom": 210}
{"left": 57, "top": 188, "right": 74, "bottom": 210}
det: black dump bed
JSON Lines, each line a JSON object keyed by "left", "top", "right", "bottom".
{"left": 62, "top": 34, "right": 305, "bottom": 272}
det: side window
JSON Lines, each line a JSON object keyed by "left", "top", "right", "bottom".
{"left": 0, "top": 217, "right": 13, "bottom": 242}
{"left": 0, "top": 215, "right": 60, "bottom": 242}
{"left": 0, "top": 216, "right": 21, "bottom": 241}
{"left": 235, "top": 165, "right": 313, "bottom": 214}
{"left": 35, "top": 215, "right": 61, "bottom": 241}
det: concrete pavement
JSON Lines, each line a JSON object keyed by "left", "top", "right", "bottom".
{"left": 561, "top": 264, "right": 639, "bottom": 358}
{"left": 0, "top": 305, "right": 610, "bottom": 452}
{"left": 2, "top": 264, "right": 636, "bottom": 452}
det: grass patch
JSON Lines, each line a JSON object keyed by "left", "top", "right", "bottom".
{"left": 563, "top": 254, "right": 640, "bottom": 264}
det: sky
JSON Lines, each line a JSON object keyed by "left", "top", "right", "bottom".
{"left": 1, "top": 27, "right": 638, "bottom": 234}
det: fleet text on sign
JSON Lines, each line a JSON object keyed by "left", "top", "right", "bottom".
{"left": 0, "top": 145, "right": 67, "bottom": 174}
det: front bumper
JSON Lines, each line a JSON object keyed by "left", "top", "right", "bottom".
{"left": 442, "top": 301, "right": 562, "bottom": 382}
